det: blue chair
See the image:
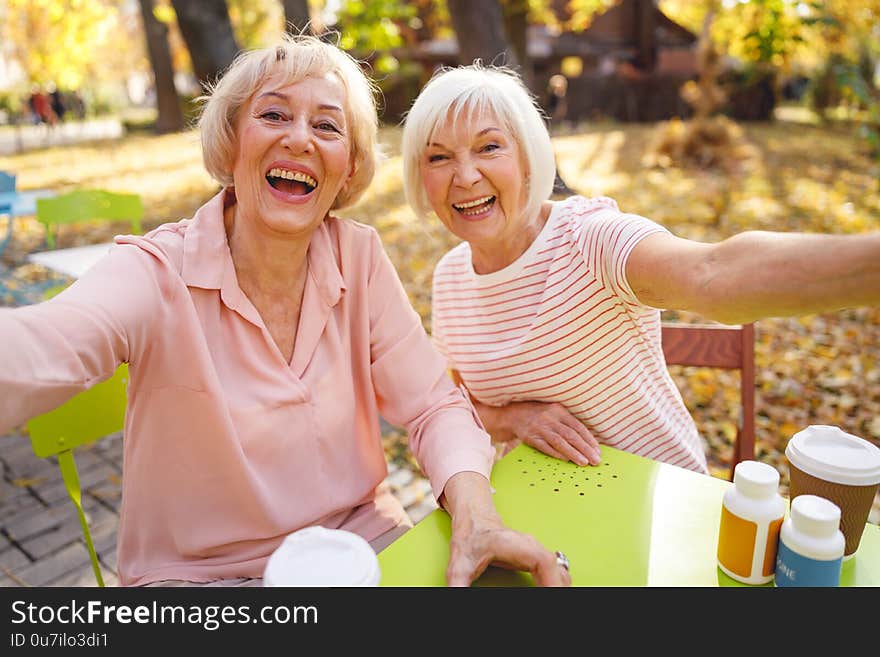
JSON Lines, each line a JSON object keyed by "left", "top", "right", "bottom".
{"left": 0, "top": 173, "right": 65, "bottom": 305}
{"left": 0, "top": 171, "right": 17, "bottom": 266}
{"left": 0, "top": 171, "right": 18, "bottom": 254}
{"left": 0, "top": 170, "right": 15, "bottom": 193}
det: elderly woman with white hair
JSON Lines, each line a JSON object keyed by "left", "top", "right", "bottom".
{"left": 0, "top": 37, "right": 571, "bottom": 587}
{"left": 401, "top": 63, "right": 880, "bottom": 474}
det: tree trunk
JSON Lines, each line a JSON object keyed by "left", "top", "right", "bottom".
{"left": 501, "top": 0, "right": 531, "bottom": 87}
{"left": 137, "top": 0, "right": 185, "bottom": 134}
{"left": 282, "top": 0, "right": 311, "bottom": 35}
{"left": 633, "top": 0, "right": 657, "bottom": 72}
{"left": 447, "top": 0, "right": 517, "bottom": 68}
{"left": 687, "top": 3, "right": 725, "bottom": 122}
{"left": 170, "top": 0, "right": 240, "bottom": 89}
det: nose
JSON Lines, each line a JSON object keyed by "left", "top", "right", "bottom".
{"left": 453, "top": 155, "right": 481, "bottom": 188}
{"left": 280, "top": 118, "right": 313, "bottom": 153}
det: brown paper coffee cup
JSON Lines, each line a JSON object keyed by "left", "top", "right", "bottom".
{"left": 788, "top": 463, "right": 878, "bottom": 557}
{"left": 785, "top": 425, "right": 880, "bottom": 559}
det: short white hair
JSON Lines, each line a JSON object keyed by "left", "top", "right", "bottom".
{"left": 401, "top": 63, "right": 556, "bottom": 222}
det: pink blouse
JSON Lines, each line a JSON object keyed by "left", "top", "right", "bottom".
{"left": 0, "top": 190, "right": 493, "bottom": 585}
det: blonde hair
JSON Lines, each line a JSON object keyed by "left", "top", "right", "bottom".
{"left": 401, "top": 63, "right": 555, "bottom": 222}
{"left": 198, "top": 33, "right": 379, "bottom": 209}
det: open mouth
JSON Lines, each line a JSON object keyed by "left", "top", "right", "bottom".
{"left": 452, "top": 195, "right": 495, "bottom": 216}
{"left": 266, "top": 167, "right": 317, "bottom": 196}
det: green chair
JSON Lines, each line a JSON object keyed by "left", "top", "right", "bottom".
{"left": 25, "top": 284, "right": 129, "bottom": 586}
{"left": 35, "top": 189, "right": 143, "bottom": 249}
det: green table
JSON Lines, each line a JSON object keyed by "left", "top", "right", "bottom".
{"left": 378, "top": 444, "right": 880, "bottom": 586}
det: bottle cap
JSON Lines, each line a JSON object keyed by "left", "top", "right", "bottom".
{"left": 733, "top": 460, "right": 780, "bottom": 498}
{"left": 263, "top": 526, "right": 381, "bottom": 586}
{"left": 790, "top": 494, "right": 842, "bottom": 538}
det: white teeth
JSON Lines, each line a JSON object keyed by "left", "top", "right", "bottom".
{"left": 453, "top": 195, "right": 494, "bottom": 210}
{"left": 267, "top": 167, "right": 317, "bottom": 188}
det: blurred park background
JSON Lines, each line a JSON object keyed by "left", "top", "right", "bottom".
{"left": 1, "top": 0, "right": 879, "bottom": 501}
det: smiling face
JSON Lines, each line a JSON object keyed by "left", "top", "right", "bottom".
{"left": 230, "top": 72, "right": 352, "bottom": 239}
{"left": 419, "top": 110, "right": 532, "bottom": 272}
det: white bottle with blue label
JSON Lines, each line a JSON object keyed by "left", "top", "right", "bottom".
{"left": 775, "top": 495, "right": 844, "bottom": 587}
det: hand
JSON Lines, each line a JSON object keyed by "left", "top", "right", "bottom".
{"left": 446, "top": 507, "right": 571, "bottom": 587}
{"left": 441, "top": 472, "right": 572, "bottom": 587}
{"left": 508, "top": 401, "right": 601, "bottom": 466}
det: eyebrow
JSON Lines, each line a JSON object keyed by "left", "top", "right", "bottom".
{"left": 428, "top": 126, "right": 501, "bottom": 148}
{"left": 255, "top": 91, "right": 343, "bottom": 113}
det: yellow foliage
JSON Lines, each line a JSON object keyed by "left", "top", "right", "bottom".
{"left": 3, "top": 0, "right": 133, "bottom": 89}
{"left": 644, "top": 116, "right": 758, "bottom": 174}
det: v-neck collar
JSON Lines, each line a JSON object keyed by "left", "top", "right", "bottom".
{"left": 179, "top": 188, "right": 347, "bottom": 374}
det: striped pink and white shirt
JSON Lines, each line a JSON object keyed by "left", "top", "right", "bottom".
{"left": 431, "top": 195, "right": 708, "bottom": 473}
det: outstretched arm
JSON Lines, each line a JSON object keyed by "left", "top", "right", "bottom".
{"left": 0, "top": 243, "right": 161, "bottom": 433}
{"left": 626, "top": 230, "right": 880, "bottom": 324}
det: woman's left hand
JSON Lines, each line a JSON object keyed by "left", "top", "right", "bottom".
{"left": 447, "top": 511, "right": 571, "bottom": 587}
{"left": 441, "top": 471, "right": 571, "bottom": 587}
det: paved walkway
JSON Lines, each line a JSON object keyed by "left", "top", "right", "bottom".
{"left": 0, "top": 119, "right": 123, "bottom": 156}
{"left": 0, "top": 428, "right": 436, "bottom": 587}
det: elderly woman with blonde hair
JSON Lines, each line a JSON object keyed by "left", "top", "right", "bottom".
{"left": 401, "top": 63, "right": 880, "bottom": 474}
{"left": 0, "top": 37, "right": 570, "bottom": 587}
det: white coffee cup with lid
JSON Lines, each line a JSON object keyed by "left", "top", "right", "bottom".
{"left": 263, "top": 526, "right": 381, "bottom": 586}
{"left": 785, "top": 425, "right": 880, "bottom": 559}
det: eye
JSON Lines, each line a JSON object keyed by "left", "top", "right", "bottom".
{"left": 480, "top": 142, "right": 500, "bottom": 153}
{"left": 427, "top": 153, "right": 448, "bottom": 163}
{"left": 259, "top": 110, "right": 286, "bottom": 122}
{"left": 316, "top": 121, "right": 341, "bottom": 133}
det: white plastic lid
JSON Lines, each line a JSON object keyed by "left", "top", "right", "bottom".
{"left": 263, "top": 526, "right": 380, "bottom": 587}
{"left": 790, "top": 494, "right": 841, "bottom": 538}
{"left": 785, "top": 425, "right": 880, "bottom": 486}
{"left": 733, "top": 460, "right": 780, "bottom": 498}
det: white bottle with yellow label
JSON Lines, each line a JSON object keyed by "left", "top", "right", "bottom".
{"left": 717, "top": 460, "right": 786, "bottom": 585}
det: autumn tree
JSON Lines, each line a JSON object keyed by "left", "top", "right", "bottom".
{"left": 445, "top": 0, "right": 574, "bottom": 194}
{"left": 138, "top": 0, "right": 185, "bottom": 133}
{"left": 447, "top": 0, "right": 518, "bottom": 67}
{"left": 282, "top": 0, "right": 311, "bottom": 34}
{"left": 633, "top": 0, "right": 657, "bottom": 71}
{"left": 501, "top": 0, "right": 531, "bottom": 84}
{"left": 804, "top": 0, "right": 880, "bottom": 156}
{"left": 1, "top": 0, "right": 128, "bottom": 90}
{"left": 645, "top": 4, "right": 756, "bottom": 186}
{"left": 169, "top": 0, "right": 240, "bottom": 89}
{"left": 334, "top": 0, "right": 417, "bottom": 78}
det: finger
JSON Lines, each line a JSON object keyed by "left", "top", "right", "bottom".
{"left": 485, "top": 534, "right": 569, "bottom": 587}
{"left": 524, "top": 436, "right": 568, "bottom": 462}
{"left": 555, "top": 417, "right": 602, "bottom": 464}
{"left": 541, "top": 425, "right": 592, "bottom": 466}
{"left": 531, "top": 548, "right": 570, "bottom": 587}
{"left": 559, "top": 425, "right": 602, "bottom": 465}
{"left": 554, "top": 418, "right": 601, "bottom": 465}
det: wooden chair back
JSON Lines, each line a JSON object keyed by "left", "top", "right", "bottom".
{"left": 661, "top": 322, "right": 756, "bottom": 481}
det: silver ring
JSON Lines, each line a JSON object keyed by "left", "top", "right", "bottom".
{"left": 555, "top": 550, "right": 569, "bottom": 571}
